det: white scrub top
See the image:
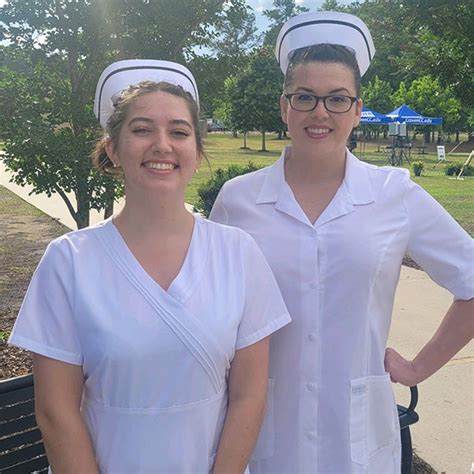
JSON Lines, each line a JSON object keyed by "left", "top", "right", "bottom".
{"left": 210, "top": 146, "right": 473, "bottom": 473}
{"left": 9, "top": 216, "right": 291, "bottom": 473}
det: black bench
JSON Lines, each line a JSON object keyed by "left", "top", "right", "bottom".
{"left": 0, "top": 374, "right": 48, "bottom": 473}
{"left": 0, "top": 374, "right": 419, "bottom": 473}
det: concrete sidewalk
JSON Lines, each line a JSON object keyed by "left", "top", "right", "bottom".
{"left": 1, "top": 162, "right": 473, "bottom": 472}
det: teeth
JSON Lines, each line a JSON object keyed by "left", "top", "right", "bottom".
{"left": 307, "top": 128, "right": 330, "bottom": 134}
{"left": 144, "top": 162, "right": 175, "bottom": 170}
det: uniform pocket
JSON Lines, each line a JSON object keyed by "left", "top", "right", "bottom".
{"left": 251, "top": 378, "right": 275, "bottom": 461}
{"left": 350, "top": 374, "right": 397, "bottom": 467}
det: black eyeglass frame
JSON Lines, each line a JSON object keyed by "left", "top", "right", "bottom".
{"left": 285, "top": 93, "right": 359, "bottom": 113}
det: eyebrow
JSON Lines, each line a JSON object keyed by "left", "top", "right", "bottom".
{"left": 294, "top": 86, "right": 353, "bottom": 95}
{"left": 127, "top": 117, "right": 193, "bottom": 128}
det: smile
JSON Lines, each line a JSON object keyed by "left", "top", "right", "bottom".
{"left": 142, "top": 162, "right": 177, "bottom": 171}
{"left": 306, "top": 127, "right": 331, "bottom": 135}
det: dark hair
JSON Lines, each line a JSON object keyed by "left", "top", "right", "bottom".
{"left": 92, "top": 81, "right": 204, "bottom": 176}
{"left": 283, "top": 44, "right": 361, "bottom": 96}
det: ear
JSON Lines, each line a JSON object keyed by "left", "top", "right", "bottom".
{"left": 280, "top": 94, "right": 289, "bottom": 125}
{"left": 353, "top": 98, "right": 363, "bottom": 128}
{"left": 105, "top": 138, "right": 118, "bottom": 166}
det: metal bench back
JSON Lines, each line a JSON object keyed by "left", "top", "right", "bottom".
{"left": 0, "top": 374, "right": 48, "bottom": 473}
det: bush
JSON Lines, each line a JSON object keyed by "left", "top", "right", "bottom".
{"left": 194, "top": 162, "right": 262, "bottom": 217}
{"left": 411, "top": 161, "right": 424, "bottom": 177}
{"left": 444, "top": 162, "right": 473, "bottom": 176}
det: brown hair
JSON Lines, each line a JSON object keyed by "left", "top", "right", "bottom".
{"left": 92, "top": 81, "right": 204, "bottom": 176}
{"left": 283, "top": 43, "right": 361, "bottom": 97}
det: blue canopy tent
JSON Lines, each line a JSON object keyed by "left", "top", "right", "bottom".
{"left": 386, "top": 104, "right": 442, "bottom": 125}
{"left": 360, "top": 106, "right": 392, "bottom": 125}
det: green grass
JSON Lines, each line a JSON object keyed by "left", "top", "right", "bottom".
{"left": 187, "top": 132, "right": 473, "bottom": 235}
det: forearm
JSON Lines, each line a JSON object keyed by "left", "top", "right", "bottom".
{"left": 37, "top": 410, "right": 99, "bottom": 474}
{"left": 213, "top": 394, "right": 266, "bottom": 474}
{"left": 412, "top": 298, "right": 473, "bottom": 382}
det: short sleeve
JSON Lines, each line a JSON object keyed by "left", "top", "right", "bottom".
{"left": 235, "top": 232, "right": 291, "bottom": 350}
{"left": 8, "top": 239, "right": 83, "bottom": 365}
{"left": 404, "top": 175, "right": 474, "bottom": 301}
{"left": 209, "top": 185, "right": 229, "bottom": 225}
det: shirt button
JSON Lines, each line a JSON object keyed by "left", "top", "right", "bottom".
{"left": 308, "top": 333, "right": 316, "bottom": 342}
{"left": 306, "top": 383, "right": 316, "bottom": 392}
{"left": 306, "top": 432, "right": 317, "bottom": 442}
{"left": 309, "top": 282, "right": 317, "bottom": 289}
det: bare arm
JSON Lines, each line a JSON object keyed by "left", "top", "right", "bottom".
{"left": 33, "top": 354, "right": 100, "bottom": 474}
{"left": 212, "top": 337, "right": 270, "bottom": 474}
{"left": 385, "top": 298, "right": 474, "bottom": 386}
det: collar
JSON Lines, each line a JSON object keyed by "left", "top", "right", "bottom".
{"left": 256, "top": 146, "right": 375, "bottom": 206}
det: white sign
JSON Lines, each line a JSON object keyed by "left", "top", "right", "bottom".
{"left": 437, "top": 145, "right": 446, "bottom": 161}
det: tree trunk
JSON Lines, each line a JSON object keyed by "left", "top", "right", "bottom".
{"left": 259, "top": 130, "right": 267, "bottom": 152}
{"left": 424, "top": 130, "right": 430, "bottom": 143}
{"left": 104, "top": 197, "right": 114, "bottom": 219}
{"left": 232, "top": 130, "right": 238, "bottom": 138}
{"left": 455, "top": 130, "right": 460, "bottom": 141}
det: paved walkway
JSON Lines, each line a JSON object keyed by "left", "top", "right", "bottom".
{"left": 1, "top": 162, "right": 472, "bottom": 472}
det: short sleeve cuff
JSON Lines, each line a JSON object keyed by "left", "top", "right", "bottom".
{"left": 235, "top": 312, "right": 291, "bottom": 350}
{"left": 9, "top": 334, "right": 83, "bottom": 366}
{"left": 451, "top": 273, "right": 474, "bottom": 301}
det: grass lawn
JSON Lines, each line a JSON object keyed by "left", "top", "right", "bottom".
{"left": 188, "top": 132, "right": 473, "bottom": 235}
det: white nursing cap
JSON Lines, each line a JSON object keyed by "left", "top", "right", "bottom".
{"left": 275, "top": 11, "right": 375, "bottom": 76}
{"left": 94, "top": 59, "right": 199, "bottom": 129}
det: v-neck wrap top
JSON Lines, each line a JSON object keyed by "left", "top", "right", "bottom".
{"left": 10, "top": 216, "right": 291, "bottom": 473}
{"left": 210, "top": 147, "right": 473, "bottom": 473}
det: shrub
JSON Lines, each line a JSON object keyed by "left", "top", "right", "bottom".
{"left": 444, "top": 163, "right": 473, "bottom": 177}
{"left": 194, "top": 162, "right": 262, "bottom": 217}
{"left": 411, "top": 161, "right": 424, "bottom": 177}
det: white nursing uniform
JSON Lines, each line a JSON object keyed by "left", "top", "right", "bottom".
{"left": 9, "top": 216, "right": 291, "bottom": 473}
{"left": 210, "top": 147, "right": 473, "bottom": 473}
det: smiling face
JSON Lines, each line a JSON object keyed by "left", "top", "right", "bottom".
{"left": 280, "top": 61, "right": 362, "bottom": 160}
{"left": 106, "top": 91, "right": 201, "bottom": 198}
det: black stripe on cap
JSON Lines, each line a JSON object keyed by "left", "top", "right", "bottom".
{"left": 97, "top": 65, "right": 198, "bottom": 122}
{"left": 278, "top": 19, "right": 372, "bottom": 68}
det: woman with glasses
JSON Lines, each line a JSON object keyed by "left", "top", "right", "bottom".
{"left": 210, "top": 11, "right": 473, "bottom": 473}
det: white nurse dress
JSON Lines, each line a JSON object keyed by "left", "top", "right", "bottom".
{"left": 9, "top": 216, "right": 291, "bottom": 473}
{"left": 210, "top": 146, "right": 473, "bottom": 473}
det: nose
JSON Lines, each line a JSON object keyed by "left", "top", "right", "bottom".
{"left": 151, "top": 131, "right": 172, "bottom": 153}
{"left": 310, "top": 99, "right": 330, "bottom": 119}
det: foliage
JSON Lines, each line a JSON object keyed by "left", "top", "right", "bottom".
{"left": 444, "top": 163, "right": 473, "bottom": 177}
{"left": 194, "top": 162, "right": 262, "bottom": 217}
{"left": 392, "top": 76, "right": 462, "bottom": 132}
{"left": 361, "top": 76, "right": 393, "bottom": 114}
{"left": 411, "top": 161, "right": 424, "bottom": 177}
{"left": 262, "top": 0, "right": 308, "bottom": 46}
{"left": 217, "top": 47, "right": 283, "bottom": 151}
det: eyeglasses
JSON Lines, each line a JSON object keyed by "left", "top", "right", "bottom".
{"left": 285, "top": 93, "right": 358, "bottom": 113}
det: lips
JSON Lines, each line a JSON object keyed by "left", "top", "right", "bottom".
{"left": 142, "top": 161, "right": 178, "bottom": 171}
{"left": 304, "top": 126, "right": 332, "bottom": 139}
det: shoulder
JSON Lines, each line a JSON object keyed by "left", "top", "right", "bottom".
{"left": 44, "top": 220, "right": 110, "bottom": 261}
{"left": 219, "top": 165, "right": 272, "bottom": 198}
{"left": 354, "top": 158, "right": 411, "bottom": 198}
{"left": 198, "top": 215, "right": 253, "bottom": 244}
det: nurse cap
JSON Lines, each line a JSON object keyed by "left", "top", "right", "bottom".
{"left": 275, "top": 11, "right": 375, "bottom": 76}
{"left": 94, "top": 59, "right": 199, "bottom": 129}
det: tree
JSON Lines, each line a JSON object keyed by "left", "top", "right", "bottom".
{"left": 219, "top": 47, "right": 283, "bottom": 151}
{"left": 262, "top": 0, "right": 308, "bottom": 46}
{"left": 392, "top": 76, "right": 461, "bottom": 142}
{"left": 0, "top": 0, "right": 231, "bottom": 228}
{"left": 210, "top": 2, "right": 260, "bottom": 59}
{"left": 361, "top": 76, "right": 393, "bottom": 114}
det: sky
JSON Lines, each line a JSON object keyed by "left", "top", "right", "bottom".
{"left": 247, "top": 0, "right": 352, "bottom": 31}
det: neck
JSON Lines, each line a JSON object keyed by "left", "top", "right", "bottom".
{"left": 113, "top": 190, "right": 193, "bottom": 241}
{"left": 285, "top": 144, "right": 347, "bottom": 187}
